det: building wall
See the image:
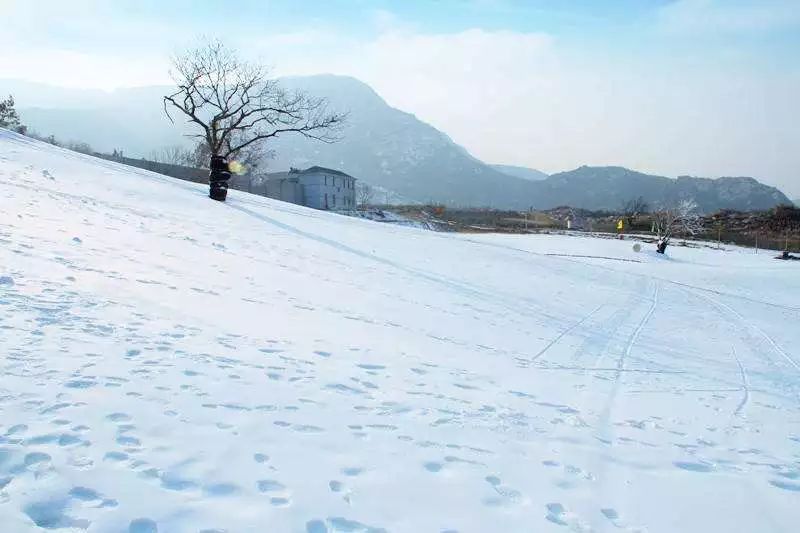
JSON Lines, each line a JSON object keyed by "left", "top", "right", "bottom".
{"left": 93, "top": 154, "right": 208, "bottom": 184}
{"left": 266, "top": 178, "right": 304, "bottom": 205}
{"left": 300, "top": 171, "right": 356, "bottom": 210}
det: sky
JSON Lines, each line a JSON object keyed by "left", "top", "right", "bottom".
{"left": 2, "top": 0, "right": 799, "bottom": 196}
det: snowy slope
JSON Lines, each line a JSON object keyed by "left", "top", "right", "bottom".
{"left": 1, "top": 129, "right": 799, "bottom": 533}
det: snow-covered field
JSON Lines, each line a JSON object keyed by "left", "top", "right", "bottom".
{"left": 1, "top": 129, "right": 799, "bottom": 532}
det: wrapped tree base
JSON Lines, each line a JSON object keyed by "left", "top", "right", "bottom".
{"left": 209, "top": 155, "right": 231, "bottom": 202}
{"left": 209, "top": 182, "right": 228, "bottom": 201}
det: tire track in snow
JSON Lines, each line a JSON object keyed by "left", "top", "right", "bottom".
{"left": 618, "top": 282, "right": 660, "bottom": 376}
{"left": 690, "top": 289, "right": 800, "bottom": 374}
{"left": 227, "top": 202, "right": 570, "bottom": 326}
{"left": 681, "top": 286, "right": 799, "bottom": 414}
{"left": 597, "top": 280, "right": 659, "bottom": 444}
{"left": 527, "top": 304, "right": 605, "bottom": 364}
{"left": 588, "top": 280, "right": 659, "bottom": 533}
{"left": 732, "top": 346, "right": 750, "bottom": 418}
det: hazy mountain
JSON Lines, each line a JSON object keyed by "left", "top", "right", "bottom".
{"left": 6, "top": 76, "right": 540, "bottom": 207}
{"left": 535, "top": 166, "right": 791, "bottom": 213}
{"left": 268, "top": 76, "right": 539, "bottom": 207}
{"left": 2, "top": 79, "right": 185, "bottom": 156}
{"left": 3, "top": 76, "right": 790, "bottom": 212}
{"left": 490, "top": 164, "right": 548, "bottom": 181}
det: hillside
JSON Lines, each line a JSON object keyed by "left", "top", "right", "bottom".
{"left": 2, "top": 129, "right": 800, "bottom": 531}
{"left": 536, "top": 166, "right": 791, "bottom": 213}
{"left": 491, "top": 164, "right": 549, "bottom": 181}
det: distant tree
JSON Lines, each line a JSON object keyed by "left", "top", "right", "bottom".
{"left": 163, "top": 39, "right": 346, "bottom": 167}
{"left": 190, "top": 141, "right": 210, "bottom": 168}
{"left": 621, "top": 196, "right": 649, "bottom": 225}
{"left": 43, "top": 134, "right": 60, "bottom": 147}
{"left": 357, "top": 183, "right": 375, "bottom": 209}
{"left": 66, "top": 141, "right": 94, "bottom": 155}
{"left": 653, "top": 199, "right": 703, "bottom": 253}
{"left": 149, "top": 145, "right": 194, "bottom": 166}
{"left": 187, "top": 136, "right": 268, "bottom": 172}
{"left": 0, "top": 95, "right": 26, "bottom": 134}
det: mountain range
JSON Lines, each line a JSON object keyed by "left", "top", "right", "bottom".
{"left": 490, "top": 164, "right": 548, "bottom": 181}
{"left": 2, "top": 75, "right": 791, "bottom": 212}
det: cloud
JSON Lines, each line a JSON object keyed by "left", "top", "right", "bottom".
{"left": 658, "top": 0, "right": 800, "bottom": 34}
{"left": 2, "top": 2, "right": 798, "bottom": 195}
{"left": 261, "top": 23, "right": 799, "bottom": 195}
{"left": 0, "top": 48, "right": 171, "bottom": 90}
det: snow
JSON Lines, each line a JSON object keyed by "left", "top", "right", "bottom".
{"left": 1, "top": 128, "right": 799, "bottom": 532}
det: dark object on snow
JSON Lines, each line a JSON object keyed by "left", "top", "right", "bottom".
{"left": 775, "top": 251, "right": 800, "bottom": 261}
{"left": 209, "top": 155, "right": 231, "bottom": 201}
{"left": 656, "top": 238, "right": 668, "bottom": 254}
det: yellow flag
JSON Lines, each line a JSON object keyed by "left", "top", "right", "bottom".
{"left": 617, "top": 219, "right": 624, "bottom": 231}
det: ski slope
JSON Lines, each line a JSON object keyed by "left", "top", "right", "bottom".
{"left": 1, "top": 129, "right": 799, "bottom": 532}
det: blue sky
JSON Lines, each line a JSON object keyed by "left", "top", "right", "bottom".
{"left": 2, "top": 0, "right": 799, "bottom": 195}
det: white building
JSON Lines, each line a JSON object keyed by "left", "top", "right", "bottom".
{"left": 265, "top": 166, "right": 357, "bottom": 211}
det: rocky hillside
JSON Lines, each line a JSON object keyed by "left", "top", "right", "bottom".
{"left": 267, "top": 76, "right": 539, "bottom": 208}
{"left": 534, "top": 166, "right": 790, "bottom": 213}
{"left": 490, "top": 164, "right": 548, "bottom": 181}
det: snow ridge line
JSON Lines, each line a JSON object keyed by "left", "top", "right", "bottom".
{"left": 691, "top": 289, "right": 800, "bottom": 373}
{"left": 528, "top": 304, "right": 605, "bottom": 363}
{"left": 732, "top": 346, "right": 750, "bottom": 417}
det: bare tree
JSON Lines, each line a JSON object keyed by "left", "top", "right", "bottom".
{"left": 357, "top": 183, "right": 375, "bottom": 209}
{"left": 652, "top": 199, "right": 703, "bottom": 253}
{"left": 149, "top": 145, "right": 194, "bottom": 166}
{"left": 65, "top": 141, "right": 94, "bottom": 155}
{"left": 188, "top": 135, "right": 270, "bottom": 172}
{"left": 163, "top": 39, "right": 346, "bottom": 167}
{"left": 621, "top": 196, "right": 649, "bottom": 225}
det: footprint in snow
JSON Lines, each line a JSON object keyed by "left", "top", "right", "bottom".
{"left": 673, "top": 461, "right": 715, "bottom": 473}
{"left": 483, "top": 475, "right": 522, "bottom": 506}
{"left": 545, "top": 503, "right": 591, "bottom": 531}
{"left": 24, "top": 498, "right": 90, "bottom": 530}
{"left": 129, "top": 518, "right": 158, "bottom": 533}
{"left": 306, "top": 518, "right": 386, "bottom": 533}
{"left": 257, "top": 479, "right": 286, "bottom": 493}
{"left": 601, "top": 508, "right": 647, "bottom": 532}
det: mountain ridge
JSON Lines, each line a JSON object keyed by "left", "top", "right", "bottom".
{"left": 2, "top": 75, "right": 790, "bottom": 212}
{"left": 490, "top": 164, "right": 549, "bottom": 181}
